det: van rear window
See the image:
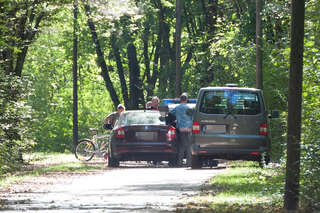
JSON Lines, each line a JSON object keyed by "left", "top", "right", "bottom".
{"left": 199, "top": 90, "right": 261, "bottom": 115}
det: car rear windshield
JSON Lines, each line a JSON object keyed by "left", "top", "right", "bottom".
{"left": 199, "top": 90, "right": 261, "bottom": 115}
{"left": 118, "top": 111, "right": 166, "bottom": 126}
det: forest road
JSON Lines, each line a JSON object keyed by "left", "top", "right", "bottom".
{"left": 1, "top": 162, "right": 226, "bottom": 213}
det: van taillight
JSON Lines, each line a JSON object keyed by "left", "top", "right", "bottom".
{"left": 259, "top": 123, "right": 267, "bottom": 135}
{"left": 116, "top": 127, "right": 125, "bottom": 138}
{"left": 167, "top": 126, "right": 176, "bottom": 140}
{"left": 192, "top": 122, "right": 200, "bottom": 134}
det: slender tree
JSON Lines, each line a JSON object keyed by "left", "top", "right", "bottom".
{"left": 284, "top": 0, "right": 305, "bottom": 210}
{"left": 128, "top": 43, "right": 143, "bottom": 109}
{"left": 156, "top": 1, "right": 174, "bottom": 97}
{"left": 82, "top": 0, "right": 120, "bottom": 109}
{"left": 175, "top": 0, "right": 182, "bottom": 97}
{"left": 110, "top": 33, "right": 129, "bottom": 108}
{"left": 256, "top": 0, "right": 263, "bottom": 89}
{"left": 72, "top": 0, "right": 78, "bottom": 150}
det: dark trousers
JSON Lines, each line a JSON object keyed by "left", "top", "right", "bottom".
{"left": 178, "top": 131, "right": 191, "bottom": 167}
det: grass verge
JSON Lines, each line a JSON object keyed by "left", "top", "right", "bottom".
{"left": 177, "top": 161, "right": 290, "bottom": 213}
{"left": 0, "top": 152, "right": 106, "bottom": 187}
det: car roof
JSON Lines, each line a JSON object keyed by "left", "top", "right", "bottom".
{"left": 121, "top": 110, "right": 161, "bottom": 115}
{"left": 199, "top": 86, "right": 261, "bottom": 92}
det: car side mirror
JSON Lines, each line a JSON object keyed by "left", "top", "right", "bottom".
{"left": 269, "top": 110, "right": 279, "bottom": 118}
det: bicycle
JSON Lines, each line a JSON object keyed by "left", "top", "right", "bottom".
{"left": 75, "top": 128, "right": 111, "bottom": 161}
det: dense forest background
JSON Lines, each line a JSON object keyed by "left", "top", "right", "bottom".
{"left": 0, "top": 0, "right": 319, "bottom": 211}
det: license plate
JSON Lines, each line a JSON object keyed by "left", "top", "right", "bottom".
{"left": 135, "top": 132, "right": 157, "bottom": 140}
{"left": 205, "top": 125, "right": 226, "bottom": 134}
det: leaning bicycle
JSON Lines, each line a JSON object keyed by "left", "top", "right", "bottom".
{"left": 75, "top": 128, "right": 111, "bottom": 161}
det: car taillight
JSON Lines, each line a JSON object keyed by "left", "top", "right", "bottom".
{"left": 259, "top": 123, "right": 267, "bottom": 135}
{"left": 167, "top": 126, "right": 176, "bottom": 140}
{"left": 116, "top": 127, "right": 125, "bottom": 138}
{"left": 192, "top": 121, "right": 200, "bottom": 134}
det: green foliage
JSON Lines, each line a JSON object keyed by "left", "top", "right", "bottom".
{"left": 23, "top": 7, "right": 113, "bottom": 152}
{"left": 300, "top": 144, "right": 320, "bottom": 211}
{"left": 20, "top": 0, "right": 291, "bottom": 160}
{"left": 299, "top": 1, "right": 320, "bottom": 209}
{"left": 0, "top": 0, "right": 73, "bottom": 76}
{"left": 0, "top": 73, "right": 35, "bottom": 175}
{"left": 262, "top": 1, "right": 290, "bottom": 44}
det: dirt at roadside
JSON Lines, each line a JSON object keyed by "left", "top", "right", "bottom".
{"left": 0, "top": 155, "right": 107, "bottom": 201}
{"left": 1, "top": 170, "right": 103, "bottom": 194}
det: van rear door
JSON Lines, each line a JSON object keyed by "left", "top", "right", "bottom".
{"left": 193, "top": 88, "right": 267, "bottom": 150}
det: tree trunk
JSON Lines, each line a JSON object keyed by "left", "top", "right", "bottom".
{"left": 201, "top": 0, "right": 218, "bottom": 36}
{"left": 284, "top": 0, "right": 305, "bottom": 210}
{"left": 82, "top": 0, "right": 120, "bottom": 109}
{"left": 175, "top": 0, "right": 182, "bottom": 97}
{"left": 72, "top": 0, "right": 78, "bottom": 150}
{"left": 110, "top": 33, "right": 129, "bottom": 108}
{"left": 198, "top": 0, "right": 218, "bottom": 86}
{"left": 157, "top": 1, "right": 173, "bottom": 97}
{"left": 256, "top": 0, "right": 263, "bottom": 89}
{"left": 127, "top": 43, "right": 143, "bottom": 109}
{"left": 142, "top": 23, "right": 154, "bottom": 99}
{"left": 150, "top": 36, "right": 161, "bottom": 96}
{"left": 0, "top": 2, "right": 44, "bottom": 77}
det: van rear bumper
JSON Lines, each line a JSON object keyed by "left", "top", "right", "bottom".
{"left": 191, "top": 137, "right": 269, "bottom": 161}
{"left": 193, "top": 144, "right": 266, "bottom": 155}
{"left": 192, "top": 134, "right": 269, "bottom": 149}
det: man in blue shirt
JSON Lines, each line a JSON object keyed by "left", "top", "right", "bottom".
{"left": 169, "top": 93, "right": 193, "bottom": 167}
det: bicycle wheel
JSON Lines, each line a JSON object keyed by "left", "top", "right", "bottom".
{"left": 75, "top": 139, "right": 96, "bottom": 161}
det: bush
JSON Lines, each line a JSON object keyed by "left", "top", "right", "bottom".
{"left": 0, "top": 73, "right": 35, "bottom": 176}
{"left": 300, "top": 143, "right": 320, "bottom": 212}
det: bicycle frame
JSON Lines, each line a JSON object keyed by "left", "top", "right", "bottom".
{"left": 90, "top": 128, "right": 111, "bottom": 156}
{"left": 75, "top": 128, "right": 111, "bottom": 161}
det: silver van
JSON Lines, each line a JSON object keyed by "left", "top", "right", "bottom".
{"left": 191, "top": 85, "right": 278, "bottom": 168}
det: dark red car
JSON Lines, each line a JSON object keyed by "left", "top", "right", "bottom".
{"left": 106, "top": 110, "right": 178, "bottom": 167}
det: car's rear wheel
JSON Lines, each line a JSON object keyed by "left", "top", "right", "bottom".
{"left": 191, "top": 155, "right": 202, "bottom": 169}
{"left": 108, "top": 154, "right": 120, "bottom": 167}
{"left": 75, "top": 139, "right": 95, "bottom": 161}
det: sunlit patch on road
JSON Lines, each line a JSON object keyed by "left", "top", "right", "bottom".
{"left": 1, "top": 162, "right": 225, "bottom": 212}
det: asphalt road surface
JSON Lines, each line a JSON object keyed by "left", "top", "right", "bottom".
{"left": 1, "top": 162, "right": 226, "bottom": 212}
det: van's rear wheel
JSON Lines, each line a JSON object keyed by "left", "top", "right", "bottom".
{"left": 191, "top": 155, "right": 202, "bottom": 169}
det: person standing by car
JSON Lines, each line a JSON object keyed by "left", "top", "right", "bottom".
{"left": 147, "top": 96, "right": 160, "bottom": 110}
{"left": 169, "top": 93, "right": 193, "bottom": 167}
{"left": 146, "top": 96, "right": 162, "bottom": 166}
{"left": 104, "top": 104, "right": 125, "bottom": 129}
{"left": 145, "top": 101, "right": 152, "bottom": 109}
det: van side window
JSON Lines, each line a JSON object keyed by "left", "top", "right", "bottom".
{"left": 199, "top": 90, "right": 261, "bottom": 115}
{"left": 200, "top": 91, "right": 226, "bottom": 114}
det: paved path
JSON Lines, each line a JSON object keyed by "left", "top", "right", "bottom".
{"left": 1, "top": 163, "right": 225, "bottom": 212}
